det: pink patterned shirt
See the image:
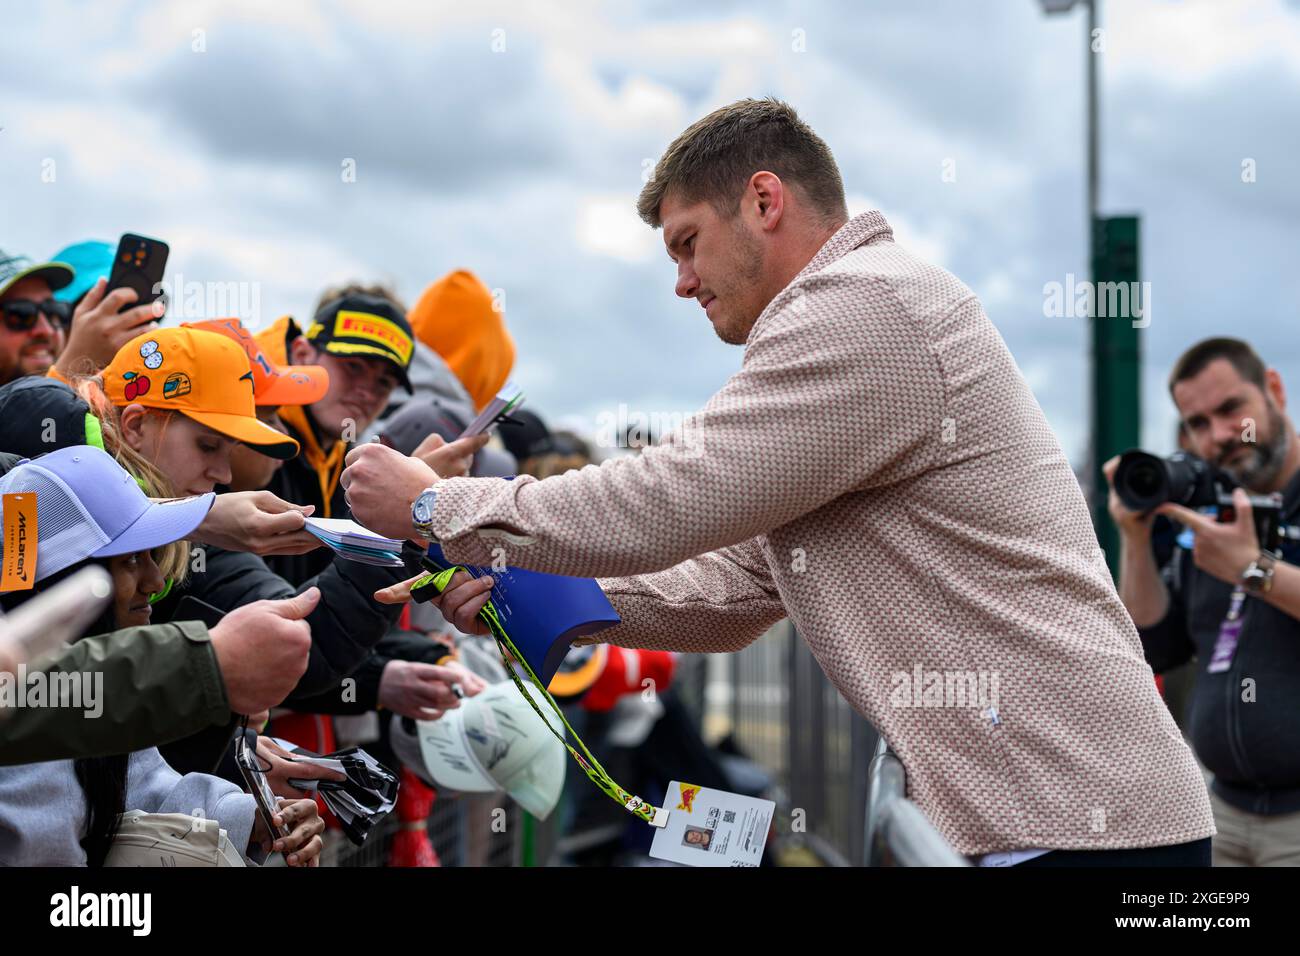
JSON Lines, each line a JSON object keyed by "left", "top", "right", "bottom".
{"left": 430, "top": 211, "right": 1215, "bottom": 855}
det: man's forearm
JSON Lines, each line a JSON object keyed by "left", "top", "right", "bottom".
{"left": 579, "top": 540, "right": 788, "bottom": 654}
{"left": 1256, "top": 560, "right": 1300, "bottom": 621}
{"left": 1117, "top": 533, "right": 1170, "bottom": 628}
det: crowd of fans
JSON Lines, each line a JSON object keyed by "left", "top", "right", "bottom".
{"left": 0, "top": 241, "right": 688, "bottom": 867}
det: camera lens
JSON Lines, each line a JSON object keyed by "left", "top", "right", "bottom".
{"left": 1114, "top": 450, "right": 1170, "bottom": 512}
{"left": 1127, "top": 461, "right": 1162, "bottom": 499}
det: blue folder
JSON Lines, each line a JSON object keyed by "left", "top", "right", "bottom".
{"left": 424, "top": 543, "right": 621, "bottom": 686}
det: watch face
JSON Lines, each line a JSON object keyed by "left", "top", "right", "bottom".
{"left": 413, "top": 494, "right": 433, "bottom": 523}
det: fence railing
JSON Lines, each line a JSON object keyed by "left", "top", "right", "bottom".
{"left": 865, "top": 737, "right": 969, "bottom": 867}
{"left": 333, "top": 619, "right": 966, "bottom": 867}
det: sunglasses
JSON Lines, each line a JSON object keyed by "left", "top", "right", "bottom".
{"left": 2, "top": 298, "right": 72, "bottom": 332}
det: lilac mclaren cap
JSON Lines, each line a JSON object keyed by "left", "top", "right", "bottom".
{"left": 0, "top": 445, "right": 215, "bottom": 582}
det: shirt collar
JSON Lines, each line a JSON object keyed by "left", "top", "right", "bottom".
{"left": 793, "top": 210, "right": 894, "bottom": 283}
{"left": 745, "top": 210, "right": 894, "bottom": 348}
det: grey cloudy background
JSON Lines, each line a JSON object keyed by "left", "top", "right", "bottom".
{"left": 3, "top": 0, "right": 1298, "bottom": 462}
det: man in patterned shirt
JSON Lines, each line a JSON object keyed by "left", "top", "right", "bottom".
{"left": 341, "top": 98, "right": 1215, "bottom": 865}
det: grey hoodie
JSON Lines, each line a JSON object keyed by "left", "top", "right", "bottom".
{"left": 0, "top": 747, "right": 256, "bottom": 865}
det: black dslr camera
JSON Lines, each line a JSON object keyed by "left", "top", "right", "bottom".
{"left": 1113, "top": 449, "right": 1284, "bottom": 550}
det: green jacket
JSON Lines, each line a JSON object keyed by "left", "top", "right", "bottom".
{"left": 0, "top": 621, "right": 231, "bottom": 765}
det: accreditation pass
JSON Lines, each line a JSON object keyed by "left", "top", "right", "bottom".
{"left": 649, "top": 781, "right": 775, "bottom": 867}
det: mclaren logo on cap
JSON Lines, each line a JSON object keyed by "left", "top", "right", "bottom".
{"left": 333, "top": 310, "right": 413, "bottom": 365}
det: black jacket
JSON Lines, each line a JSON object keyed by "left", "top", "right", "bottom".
{"left": 286, "top": 629, "right": 455, "bottom": 714}
{"left": 263, "top": 443, "right": 346, "bottom": 585}
{"left": 1138, "top": 469, "right": 1300, "bottom": 816}
{"left": 152, "top": 543, "right": 423, "bottom": 773}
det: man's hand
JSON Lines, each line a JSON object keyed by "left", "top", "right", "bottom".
{"left": 1157, "top": 489, "right": 1261, "bottom": 587}
{"left": 340, "top": 443, "right": 440, "bottom": 541}
{"left": 255, "top": 736, "right": 347, "bottom": 800}
{"left": 193, "top": 490, "right": 322, "bottom": 556}
{"left": 1103, "top": 455, "right": 1157, "bottom": 540}
{"left": 411, "top": 432, "right": 490, "bottom": 479}
{"left": 53, "top": 277, "right": 162, "bottom": 377}
{"left": 252, "top": 797, "right": 326, "bottom": 867}
{"left": 441, "top": 659, "right": 488, "bottom": 697}
{"left": 208, "top": 588, "right": 319, "bottom": 715}
{"left": 377, "top": 660, "right": 471, "bottom": 720}
{"left": 374, "top": 570, "right": 494, "bottom": 636}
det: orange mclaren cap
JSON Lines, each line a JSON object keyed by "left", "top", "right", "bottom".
{"left": 102, "top": 327, "right": 300, "bottom": 460}
{"left": 547, "top": 644, "right": 609, "bottom": 699}
{"left": 183, "top": 318, "right": 329, "bottom": 408}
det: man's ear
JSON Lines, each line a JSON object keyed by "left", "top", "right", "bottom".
{"left": 747, "top": 171, "right": 785, "bottom": 232}
{"left": 118, "top": 404, "right": 149, "bottom": 453}
{"left": 288, "top": 336, "right": 317, "bottom": 366}
{"left": 1265, "top": 367, "right": 1287, "bottom": 411}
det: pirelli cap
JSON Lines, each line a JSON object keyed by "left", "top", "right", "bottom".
{"left": 306, "top": 292, "right": 414, "bottom": 393}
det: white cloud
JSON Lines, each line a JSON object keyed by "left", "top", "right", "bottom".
{"left": 575, "top": 195, "right": 659, "bottom": 263}
{"left": 6, "top": 0, "right": 1299, "bottom": 464}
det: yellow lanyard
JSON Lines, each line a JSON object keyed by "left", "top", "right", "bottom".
{"left": 415, "top": 566, "right": 666, "bottom": 827}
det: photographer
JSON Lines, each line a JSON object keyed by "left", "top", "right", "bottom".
{"left": 1106, "top": 337, "right": 1300, "bottom": 867}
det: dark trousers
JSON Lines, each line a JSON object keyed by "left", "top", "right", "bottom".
{"left": 1016, "top": 837, "right": 1211, "bottom": 867}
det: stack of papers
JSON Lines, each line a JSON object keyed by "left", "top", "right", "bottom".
{"left": 458, "top": 381, "right": 525, "bottom": 439}
{"left": 304, "top": 517, "right": 406, "bottom": 567}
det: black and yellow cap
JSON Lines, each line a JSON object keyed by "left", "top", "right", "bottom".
{"left": 306, "top": 292, "right": 415, "bottom": 393}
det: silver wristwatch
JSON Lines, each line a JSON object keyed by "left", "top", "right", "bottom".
{"left": 1240, "top": 550, "right": 1278, "bottom": 594}
{"left": 411, "top": 485, "right": 439, "bottom": 540}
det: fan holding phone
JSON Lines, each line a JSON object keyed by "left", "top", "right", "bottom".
{"left": 51, "top": 233, "right": 169, "bottom": 380}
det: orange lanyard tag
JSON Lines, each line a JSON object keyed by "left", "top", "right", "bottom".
{"left": 1, "top": 493, "right": 38, "bottom": 592}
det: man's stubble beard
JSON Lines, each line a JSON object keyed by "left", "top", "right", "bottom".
{"left": 1222, "top": 399, "right": 1294, "bottom": 491}
{"left": 712, "top": 220, "right": 767, "bottom": 346}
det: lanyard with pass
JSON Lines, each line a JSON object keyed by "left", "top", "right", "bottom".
{"left": 1207, "top": 586, "right": 1247, "bottom": 674}
{"left": 410, "top": 565, "right": 669, "bottom": 827}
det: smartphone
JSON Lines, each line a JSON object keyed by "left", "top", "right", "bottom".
{"left": 235, "top": 728, "right": 292, "bottom": 846}
{"left": 106, "top": 233, "right": 169, "bottom": 312}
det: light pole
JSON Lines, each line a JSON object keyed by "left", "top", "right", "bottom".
{"left": 1038, "top": 0, "right": 1140, "bottom": 576}
{"left": 1039, "top": 0, "right": 1099, "bottom": 229}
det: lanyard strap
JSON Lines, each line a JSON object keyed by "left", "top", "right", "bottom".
{"left": 417, "top": 566, "right": 665, "bottom": 826}
{"left": 1225, "top": 586, "right": 1247, "bottom": 621}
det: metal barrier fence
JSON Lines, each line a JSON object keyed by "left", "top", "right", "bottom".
{"left": 865, "top": 737, "right": 969, "bottom": 867}
{"left": 719, "top": 620, "right": 878, "bottom": 865}
{"left": 331, "top": 618, "right": 961, "bottom": 867}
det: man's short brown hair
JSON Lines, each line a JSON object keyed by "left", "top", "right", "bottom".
{"left": 313, "top": 281, "right": 406, "bottom": 317}
{"left": 636, "top": 98, "right": 847, "bottom": 229}
{"left": 1168, "top": 337, "right": 1268, "bottom": 395}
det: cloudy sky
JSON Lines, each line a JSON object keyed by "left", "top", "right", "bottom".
{"left": 4, "top": 0, "right": 1299, "bottom": 464}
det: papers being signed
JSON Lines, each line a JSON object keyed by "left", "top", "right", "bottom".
{"left": 304, "top": 517, "right": 405, "bottom": 567}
